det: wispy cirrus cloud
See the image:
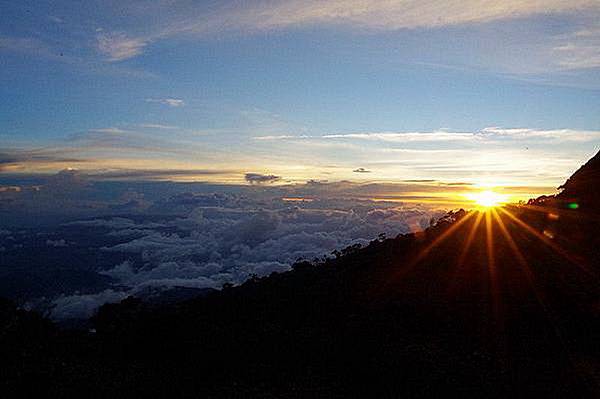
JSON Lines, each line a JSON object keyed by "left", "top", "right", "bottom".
{"left": 0, "top": 124, "right": 249, "bottom": 180}
{"left": 253, "top": 135, "right": 307, "bottom": 141}
{"left": 3, "top": 124, "right": 599, "bottom": 188}
{"left": 138, "top": 124, "right": 179, "bottom": 130}
{"left": 142, "top": 0, "right": 598, "bottom": 40}
{"left": 0, "top": 34, "right": 155, "bottom": 78}
{"left": 5, "top": 1, "right": 598, "bottom": 82}
{"left": 220, "top": 0, "right": 596, "bottom": 32}
{"left": 48, "top": 16, "right": 64, "bottom": 24}
{"left": 254, "top": 128, "right": 600, "bottom": 144}
{"left": 252, "top": 132, "right": 474, "bottom": 142}
{"left": 88, "top": 1, "right": 599, "bottom": 69}
{"left": 552, "top": 28, "right": 600, "bottom": 70}
{"left": 322, "top": 131, "right": 476, "bottom": 142}
{"left": 145, "top": 98, "right": 186, "bottom": 107}
{"left": 96, "top": 32, "right": 148, "bottom": 62}
{"left": 480, "top": 127, "right": 600, "bottom": 142}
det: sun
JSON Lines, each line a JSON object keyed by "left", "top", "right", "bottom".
{"left": 466, "top": 190, "right": 508, "bottom": 208}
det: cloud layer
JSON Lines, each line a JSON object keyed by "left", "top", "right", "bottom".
{"left": 255, "top": 128, "right": 600, "bottom": 143}
{"left": 44, "top": 188, "right": 442, "bottom": 319}
{"left": 220, "top": 1, "right": 595, "bottom": 31}
{"left": 3, "top": 126, "right": 599, "bottom": 187}
{"left": 91, "top": 0, "right": 599, "bottom": 67}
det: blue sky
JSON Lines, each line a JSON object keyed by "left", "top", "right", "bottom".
{"left": 1, "top": 1, "right": 600, "bottom": 198}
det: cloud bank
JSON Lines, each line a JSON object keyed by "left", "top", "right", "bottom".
{"left": 42, "top": 186, "right": 443, "bottom": 319}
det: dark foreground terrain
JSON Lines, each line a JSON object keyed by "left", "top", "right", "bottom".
{"left": 3, "top": 152, "right": 600, "bottom": 397}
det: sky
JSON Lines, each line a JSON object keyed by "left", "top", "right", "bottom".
{"left": 2, "top": 1, "right": 600, "bottom": 204}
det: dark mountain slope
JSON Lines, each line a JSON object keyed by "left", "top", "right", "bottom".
{"left": 3, "top": 151, "right": 600, "bottom": 397}
{"left": 558, "top": 150, "right": 600, "bottom": 207}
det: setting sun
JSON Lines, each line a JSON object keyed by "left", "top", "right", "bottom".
{"left": 466, "top": 190, "right": 509, "bottom": 208}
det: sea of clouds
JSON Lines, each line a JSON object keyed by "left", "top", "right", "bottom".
{"left": 0, "top": 173, "right": 446, "bottom": 319}
{"left": 51, "top": 196, "right": 442, "bottom": 319}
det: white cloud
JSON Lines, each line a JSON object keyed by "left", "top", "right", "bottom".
{"left": 323, "top": 131, "right": 476, "bottom": 142}
{"left": 100, "top": 260, "right": 227, "bottom": 291}
{"left": 157, "top": 1, "right": 598, "bottom": 38}
{"left": 42, "top": 193, "right": 440, "bottom": 319}
{"left": 48, "top": 16, "right": 64, "bottom": 24}
{"left": 92, "top": 1, "right": 599, "bottom": 68}
{"left": 256, "top": 128, "right": 600, "bottom": 145}
{"left": 223, "top": 1, "right": 596, "bottom": 32}
{"left": 480, "top": 127, "right": 600, "bottom": 142}
{"left": 87, "top": 127, "right": 129, "bottom": 134}
{"left": 553, "top": 28, "right": 600, "bottom": 70}
{"left": 253, "top": 131, "right": 476, "bottom": 142}
{"left": 0, "top": 34, "right": 155, "bottom": 78}
{"left": 96, "top": 32, "right": 148, "bottom": 62}
{"left": 51, "top": 289, "right": 128, "bottom": 320}
{"left": 145, "top": 98, "right": 186, "bottom": 107}
{"left": 50, "top": 200, "right": 436, "bottom": 319}
{"left": 254, "top": 135, "right": 310, "bottom": 140}
{"left": 138, "top": 123, "right": 179, "bottom": 130}
{"left": 20, "top": 170, "right": 585, "bottom": 320}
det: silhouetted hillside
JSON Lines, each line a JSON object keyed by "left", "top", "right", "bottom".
{"left": 2, "top": 152, "right": 600, "bottom": 397}
{"left": 558, "top": 150, "right": 600, "bottom": 208}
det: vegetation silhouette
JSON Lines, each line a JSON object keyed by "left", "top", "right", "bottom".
{"left": 2, "top": 151, "right": 600, "bottom": 397}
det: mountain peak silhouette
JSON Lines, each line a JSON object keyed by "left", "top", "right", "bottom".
{"left": 557, "top": 149, "right": 600, "bottom": 208}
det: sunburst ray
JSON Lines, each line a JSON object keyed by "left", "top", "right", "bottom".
{"left": 498, "top": 207, "right": 591, "bottom": 275}
{"left": 446, "top": 211, "right": 485, "bottom": 295}
{"left": 485, "top": 210, "right": 503, "bottom": 336}
{"left": 490, "top": 208, "right": 582, "bottom": 377}
{"left": 378, "top": 211, "right": 476, "bottom": 298}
